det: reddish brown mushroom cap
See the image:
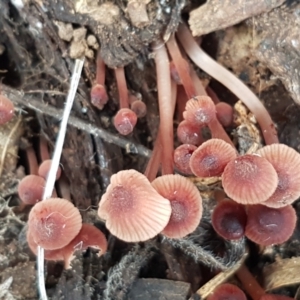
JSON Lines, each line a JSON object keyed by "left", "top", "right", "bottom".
{"left": 62, "top": 223, "right": 107, "bottom": 268}
{"left": 174, "top": 144, "right": 197, "bottom": 175}
{"left": 113, "top": 108, "right": 137, "bottom": 135}
{"left": 18, "top": 175, "right": 46, "bottom": 205}
{"left": 90, "top": 84, "right": 108, "bottom": 110}
{"left": 177, "top": 120, "right": 204, "bottom": 146}
{"left": 212, "top": 199, "right": 247, "bottom": 240}
{"left": 245, "top": 205, "right": 296, "bottom": 246}
{"left": 207, "top": 283, "right": 247, "bottom": 300}
{"left": 98, "top": 170, "right": 172, "bottom": 242}
{"left": 222, "top": 155, "right": 278, "bottom": 205}
{"left": 38, "top": 159, "right": 62, "bottom": 181}
{"left": 0, "top": 95, "right": 14, "bottom": 125}
{"left": 152, "top": 174, "right": 202, "bottom": 239}
{"left": 183, "top": 95, "right": 216, "bottom": 126}
{"left": 257, "top": 144, "right": 300, "bottom": 208}
{"left": 28, "top": 198, "right": 82, "bottom": 250}
{"left": 190, "top": 139, "right": 237, "bottom": 178}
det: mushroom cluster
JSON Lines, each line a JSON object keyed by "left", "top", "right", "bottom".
{"left": 93, "top": 23, "right": 300, "bottom": 249}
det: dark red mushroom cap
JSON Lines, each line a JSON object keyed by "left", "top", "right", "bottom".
{"left": 256, "top": 144, "right": 300, "bottom": 208}
{"left": 245, "top": 204, "right": 296, "bottom": 246}
{"left": 113, "top": 108, "right": 137, "bottom": 135}
{"left": 190, "top": 139, "right": 237, "bottom": 178}
{"left": 18, "top": 175, "right": 46, "bottom": 205}
{"left": 0, "top": 94, "right": 14, "bottom": 125}
{"left": 90, "top": 84, "right": 108, "bottom": 110}
{"left": 38, "top": 159, "right": 62, "bottom": 181}
{"left": 183, "top": 95, "right": 216, "bottom": 126}
{"left": 222, "top": 155, "right": 278, "bottom": 205}
{"left": 98, "top": 170, "right": 171, "bottom": 242}
{"left": 174, "top": 144, "right": 197, "bottom": 175}
{"left": 152, "top": 174, "right": 202, "bottom": 239}
{"left": 130, "top": 100, "right": 147, "bottom": 118}
{"left": 28, "top": 198, "right": 82, "bottom": 250}
{"left": 177, "top": 120, "right": 204, "bottom": 146}
{"left": 259, "top": 295, "right": 294, "bottom": 300}
{"left": 212, "top": 199, "right": 247, "bottom": 240}
{"left": 207, "top": 283, "right": 247, "bottom": 300}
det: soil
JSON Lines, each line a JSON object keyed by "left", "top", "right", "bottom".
{"left": 1, "top": 0, "right": 300, "bottom": 299}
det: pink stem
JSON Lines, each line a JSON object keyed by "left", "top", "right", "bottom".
{"left": 206, "top": 86, "right": 221, "bottom": 104}
{"left": 209, "top": 118, "right": 235, "bottom": 147}
{"left": 115, "top": 67, "right": 129, "bottom": 109}
{"left": 190, "top": 68, "right": 208, "bottom": 96}
{"left": 153, "top": 41, "right": 174, "bottom": 175}
{"left": 144, "top": 133, "right": 162, "bottom": 182}
{"left": 39, "top": 137, "right": 50, "bottom": 161}
{"left": 166, "top": 34, "right": 196, "bottom": 98}
{"left": 236, "top": 264, "right": 265, "bottom": 300}
{"left": 26, "top": 147, "right": 39, "bottom": 175}
{"left": 96, "top": 50, "right": 106, "bottom": 85}
{"left": 176, "top": 86, "right": 188, "bottom": 122}
{"left": 177, "top": 23, "right": 278, "bottom": 145}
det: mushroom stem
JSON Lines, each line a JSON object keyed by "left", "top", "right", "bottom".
{"left": 153, "top": 40, "right": 174, "bottom": 175}
{"left": 39, "top": 137, "right": 50, "bottom": 162}
{"left": 26, "top": 146, "right": 39, "bottom": 175}
{"left": 115, "top": 67, "right": 129, "bottom": 109}
{"left": 166, "top": 34, "right": 196, "bottom": 98}
{"left": 190, "top": 68, "right": 207, "bottom": 96}
{"left": 96, "top": 50, "right": 106, "bottom": 85}
{"left": 144, "top": 133, "right": 162, "bottom": 182}
{"left": 236, "top": 264, "right": 265, "bottom": 300}
{"left": 209, "top": 117, "right": 234, "bottom": 146}
{"left": 177, "top": 23, "right": 278, "bottom": 145}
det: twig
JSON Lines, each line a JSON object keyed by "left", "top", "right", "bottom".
{"left": 38, "top": 58, "right": 84, "bottom": 300}
{"left": 1, "top": 86, "right": 152, "bottom": 158}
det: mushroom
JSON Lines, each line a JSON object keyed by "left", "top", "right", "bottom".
{"left": 207, "top": 283, "right": 247, "bottom": 300}
{"left": 28, "top": 197, "right": 82, "bottom": 250}
{"left": 177, "top": 120, "right": 204, "bottom": 146}
{"left": 211, "top": 198, "right": 247, "bottom": 240}
{"left": 98, "top": 169, "right": 172, "bottom": 242}
{"left": 256, "top": 144, "right": 300, "bottom": 208}
{"left": 174, "top": 144, "right": 197, "bottom": 175}
{"left": 38, "top": 159, "right": 62, "bottom": 180}
{"left": 222, "top": 155, "right": 278, "bottom": 205}
{"left": 152, "top": 174, "right": 202, "bottom": 238}
{"left": 90, "top": 49, "right": 109, "bottom": 110}
{"left": 190, "top": 138, "right": 237, "bottom": 178}
{"left": 0, "top": 94, "right": 14, "bottom": 125}
{"left": 245, "top": 204, "right": 296, "bottom": 246}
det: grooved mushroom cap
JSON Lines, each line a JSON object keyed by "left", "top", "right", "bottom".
{"left": 27, "top": 229, "right": 64, "bottom": 261}
{"left": 212, "top": 199, "right": 247, "bottom": 240}
{"left": 245, "top": 205, "right": 296, "bottom": 246}
{"left": 174, "top": 144, "right": 197, "bottom": 175}
{"left": 98, "top": 170, "right": 172, "bottom": 242}
{"left": 18, "top": 175, "right": 46, "bottom": 205}
{"left": 62, "top": 223, "right": 108, "bottom": 269}
{"left": 256, "top": 144, "right": 300, "bottom": 208}
{"left": 222, "top": 155, "right": 278, "bottom": 205}
{"left": 113, "top": 108, "right": 137, "bottom": 135}
{"left": 28, "top": 198, "right": 82, "bottom": 250}
{"left": 0, "top": 95, "right": 14, "bottom": 125}
{"left": 177, "top": 120, "right": 204, "bottom": 146}
{"left": 183, "top": 96, "right": 216, "bottom": 126}
{"left": 152, "top": 174, "right": 202, "bottom": 238}
{"left": 207, "top": 283, "right": 247, "bottom": 300}
{"left": 38, "top": 159, "right": 62, "bottom": 180}
{"left": 190, "top": 139, "right": 237, "bottom": 178}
